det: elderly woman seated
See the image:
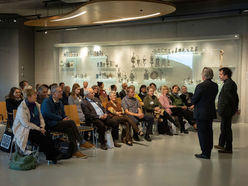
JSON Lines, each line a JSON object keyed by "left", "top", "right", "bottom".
{"left": 12, "top": 89, "right": 61, "bottom": 164}
{"left": 106, "top": 91, "right": 143, "bottom": 146}
{"left": 144, "top": 86, "right": 177, "bottom": 136}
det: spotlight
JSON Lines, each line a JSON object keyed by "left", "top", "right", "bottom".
{"left": 45, "top": 31, "right": 48, "bottom": 34}
{"left": 13, "top": 19, "right": 17, "bottom": 23}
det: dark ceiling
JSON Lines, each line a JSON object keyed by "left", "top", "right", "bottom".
{"left": 0, "top": 0, "right": 248, "bottom": 21}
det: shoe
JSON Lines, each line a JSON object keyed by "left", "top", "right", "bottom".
{"left": 72, "top": 151, "right": 88, "bottom": 159}
{"left": 138, "top": 130, "right": 144, "bottom": 136}
{"left": 114, "top": 141, "right": 122, "bottom": 148}
{"left": 80, "top": 141, "right": 95, "bottom": 149}
{"left": 133, "top": 135, "right": 140, "bottom": 141}
{"left": 126, "top": 141, "right": 133, "bottom": 146}
{"left": 144, "top": 135, "right": 152, "bottom": 142}
{"left": 100, "top": 144, "right": 108, "bottom": 150}
{"left": 218, "top": 149, "right": 232, "bottom": 154}
{"left": 194, "top": 153, "right": 210, "bottom": 159}
{"left": 214, "top": 145, "right": 225, "bottom": 150}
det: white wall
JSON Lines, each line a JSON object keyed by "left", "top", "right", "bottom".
{"left": 35, "top": 15, "right": 248, "bottom": 122}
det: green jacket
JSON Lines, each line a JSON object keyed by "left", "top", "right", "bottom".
{"left": 170, "top": 93, "right": 185, "bottom": 107}
{"left": 143, "top": 95, "right": 161, "bottom": 115}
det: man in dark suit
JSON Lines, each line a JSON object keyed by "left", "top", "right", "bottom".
{"left": 215, "top": 67, "right": 239, "bottom": 153}
{"left": 81, "top": 88, "right": 121, "bottom": 150}
{"left": 192, "top": 67, "right": 218, "bottom": 159}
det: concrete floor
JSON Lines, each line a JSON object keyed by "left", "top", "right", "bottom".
{"left": 0, "top": 122, "right": 247, "bottom": 186}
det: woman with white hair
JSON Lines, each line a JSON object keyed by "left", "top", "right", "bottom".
{"left": 12, "top": 89, "right": 60, "bottom": 164}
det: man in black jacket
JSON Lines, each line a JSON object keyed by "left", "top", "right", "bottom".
{"left": 119, "top": 83, "right": 128, "bottom": 99}
{"left": 81, "top": 88, "right": 121, "bottom": 150}
{"left": 192, "top": 67, "right": 218, "bottom": 159}
{"left": 215, "top": 67, "right": 239, "bottom": 153}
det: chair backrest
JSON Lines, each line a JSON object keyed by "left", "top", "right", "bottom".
{"left": 13, "top": 109, "right": 17, "bottom": 120}
{"left": 0, "top": 102, "right": 8, "bottom": 122}
{"left": 64, "top": 105, "right": 81, "bottom": 126}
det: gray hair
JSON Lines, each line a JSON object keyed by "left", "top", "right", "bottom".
{"left": 50, "top": 84, "right": 59, "bottom": 94}
{"left": 109, "top": 91, "right": 116, "bottom": 97}
{"left": 37, "top": 85, "right": 48, "bottom": 93}
{"left": 202, "top": 67, "right": 214, "bottom": 79}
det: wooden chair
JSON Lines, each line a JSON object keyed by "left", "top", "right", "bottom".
{"left": 64, "top": 105, "right": 97, "bottom": 154}
{"left": 0, "top": 102, "right": 8, "bottom": 123}
{"left": 13, "top": 110, "right": 17, "bottom": 120}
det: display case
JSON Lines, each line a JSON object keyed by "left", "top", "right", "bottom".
{"left": 56, "top": 35, "right": 240, "bottom": 94}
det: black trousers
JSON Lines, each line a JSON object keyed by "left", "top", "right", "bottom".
{"left": 50, "top": 120, "right": 82, "bottom": 154}
{"left": 92, "top": 117, "right": 119, "bottom": 144}
{"left": 171, "top": 107, "right": 186, "bottom": 131}
{"left": 219, "top": 116, "right": 233, "bottom": 151}
{"left": 197, "top": 120, "right": 213, "bottom": 157}
{"left": 128, "top": 114, "right": 154, "bottom": 136}
{"left": 28, "top": 130, "right": 57, "bottom": 160}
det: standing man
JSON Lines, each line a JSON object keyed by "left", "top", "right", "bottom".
{"left": 192, "top": 67, "right": 218, "bottom": 159}
{"left": 215, "top": 67, "right": 239, "bottom": 153}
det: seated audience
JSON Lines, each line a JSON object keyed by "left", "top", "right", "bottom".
{"left": 81, "top": 88, "right": 121, "bottom": 150}
{"left": 37, "top": 84, "right": 49, "bottom": 104}
{"left": 62, "top": 85, "right": 71, "bottom": 105}
{"left": 110, "top": 85, "right": 120, "bottom": 98}
{"left": 12, "top": 89, "right": 60, "bottom": 164}
{"left": 92, "top": 85, "right": 100, "bottom": 99}
{"left": 59, "top": 82, "right": 65, "bottom": 90}
{"left": 170, "top": 85, "right": 196, "bottom": 130}
{"left": 68, "top": 83, "right": 94, "bottom": 149}
{"left": 6, "top": 87, "right": 23, "bottom": 126}
{"left": 41, "top": 85, "right": 87, "bottom": 158}
{"left": 68, "top": 83, "right": 85, "bottom": 122}
{"left": 138, "top": 85, "right": 147, "bottom": 101}
{"left": 122, "top": 86, "right": 154, "bottom": 141}
{"left": 180, "top": 85, "right": 194, "bottom": 108}
{"left": 149, "top": 83, "right": 160, "bottom": 98}
{"left": 97, "top": 82, "right": 108, "bottom": 99}
{"left": 129, "top": 85, "right": 144, "bottom": 107}
{"left": 159, "top": 86, "right": 188, "bottom": 133}
{"left": 106, "top": 91, "right": 143, "bottom": 146}
{"left": 144, "top": 87, "right": 175, "bottom": 136}
{"left": 119, "top": 83, "right": 128, "bottom": 99}
{"left": 19, "top": 80, "right": 29, "bottom": 93}
{"left": 83, "top": 81, "right": 89, "bottom": 92}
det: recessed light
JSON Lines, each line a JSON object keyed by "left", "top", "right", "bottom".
{"left": 94, "top": 12, "right": 161, "bottom": 24}
{"left": 234, "top": 35, "right": 238, "bottom": 38}
{"left": 45, "top": 31, "right": 48, "bottom": 34}
{"left": 13, "top": 19, "right": 17, "bottom": 22}
{"left": 50, "top": 11, "right": 87, "bottom": 22}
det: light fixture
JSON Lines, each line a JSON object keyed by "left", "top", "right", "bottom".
{"left": 45, "top": 31, "right": 48, "bottom": 34}
{"left": 94, "top": 12, "right": 161, "bottom": 24}
{"left": 65, "top": 28, "right": 78, "bottom": 31}
{"left": 234, "top": 35, "right": 238, "bottom": 38}
{"left": 13, "top": 19, "right": 17, "bottom": 23}
{"left": 50, "top": 11, "right": 87, "bottom": 22}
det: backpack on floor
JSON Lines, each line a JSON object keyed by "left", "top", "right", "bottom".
{"left": 54, "top": 138, "right": 73, "bottom": 159}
